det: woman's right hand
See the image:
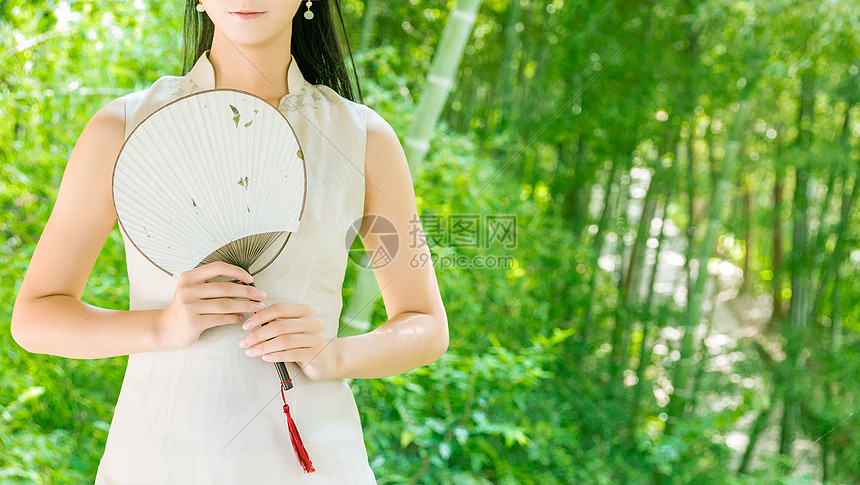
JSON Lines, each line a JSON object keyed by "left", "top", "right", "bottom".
{"left": 156, "top": 261, "right": 267, "bottom": 350}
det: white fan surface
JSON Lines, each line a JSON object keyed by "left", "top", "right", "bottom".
{"left": 113, "top": 89, "right": 306, "bottom": 276}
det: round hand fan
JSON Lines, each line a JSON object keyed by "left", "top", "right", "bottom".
{"left": 112, "top": 88, "right": 315, "bottom": 473}
{"left": 113, "top": 89, "right": 306, "bottom": 277}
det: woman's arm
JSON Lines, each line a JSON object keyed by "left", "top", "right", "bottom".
{"left": 331, "top": 106, "right": 449, "bottom": 379}
{"left": 9, "top": 97, "right": 166, "bottom": 358}
{"left": 11, "top": 98, "right": 265, "bottom": 359}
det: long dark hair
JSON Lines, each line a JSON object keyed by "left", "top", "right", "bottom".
{"left": 181, "top": 0, "right": 363, "bottom": 103}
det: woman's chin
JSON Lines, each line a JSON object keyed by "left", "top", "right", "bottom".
{"left": 219, "top": 31, "right": 281, "bottom": 49}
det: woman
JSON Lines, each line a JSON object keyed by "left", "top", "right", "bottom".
{"left": 10, "top": 0, "right": 449, "bottom": 483}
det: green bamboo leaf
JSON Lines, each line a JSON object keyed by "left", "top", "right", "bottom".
{"left": 230, "top": 104, "right": 240, "bottom": 127}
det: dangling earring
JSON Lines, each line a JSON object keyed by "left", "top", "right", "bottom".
{"left": 303, "top": 1, "right": 314, "bottom": 19}
{"left": 196, "top": 1, "right": 205, "bottom": 13}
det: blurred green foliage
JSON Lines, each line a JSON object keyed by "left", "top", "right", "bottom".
{"left": 2, "top": 0, "right": 859, "bottom": 484}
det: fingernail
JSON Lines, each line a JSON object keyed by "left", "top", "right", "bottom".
{"left": 255, "top": 302, "right": 265, "bottom": 310}
{"left": 245, "top": 348, "right": 257, "bottom": 356}
{"left": 257, "top": 291, "right": 267, "bottom": 299}
{"left": 238, "top": 339, "right": 248, "bottom": 348}
{"left": 242, "top": 320, "right": 252, "bottom": 330}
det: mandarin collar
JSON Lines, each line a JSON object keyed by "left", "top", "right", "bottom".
{"left": 186, "top": 49, "right": 308, "bottom": 107}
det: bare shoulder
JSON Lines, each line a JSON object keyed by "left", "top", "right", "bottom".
{"left": 363, "top": 105, "right": 411, "bottom": 179}
{"left": 64, "top": 96, "right": 128, "bottom": 187}
{"left": 56, "top": 95, "right": 129, "bottom": 221}
{"left": 84, "top": 96, "right": 126, "bottom": 144}
{"left": 361, "top": 105, "right": 418, "bottom": 235}
{"left": 364, "top": 105, "right": 398, "bottom": 148}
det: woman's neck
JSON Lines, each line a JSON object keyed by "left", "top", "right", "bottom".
{"left": 208, "top": 33, "right": 293, "bottom": 108}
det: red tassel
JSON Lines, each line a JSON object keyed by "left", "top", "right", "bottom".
{"left": 281, "top": 383, "right": 315, "bottom": 474}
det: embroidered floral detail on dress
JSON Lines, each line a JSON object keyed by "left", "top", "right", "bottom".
{"left": 169, "top": 76, "right": 204, "bottom": 98}
{"left": 279, "top": 85, "right": 321, "bottom": 113}
{"left": 188, "top": 78, "right": 204, "bottom": 94}
{"left": 168, "top": 78, "right": 186, "bottom": 98}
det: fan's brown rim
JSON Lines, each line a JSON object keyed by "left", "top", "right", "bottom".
{"left": 111, "top": 87, "right": 308, "bottom": 278}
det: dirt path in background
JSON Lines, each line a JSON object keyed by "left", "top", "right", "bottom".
{"left": 645, "top": 245, "right": 819, "bottom": 480}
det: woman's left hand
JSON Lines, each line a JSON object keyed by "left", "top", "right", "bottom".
{"left": 238, "top": 303, "right": 340, "bottom": 381}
